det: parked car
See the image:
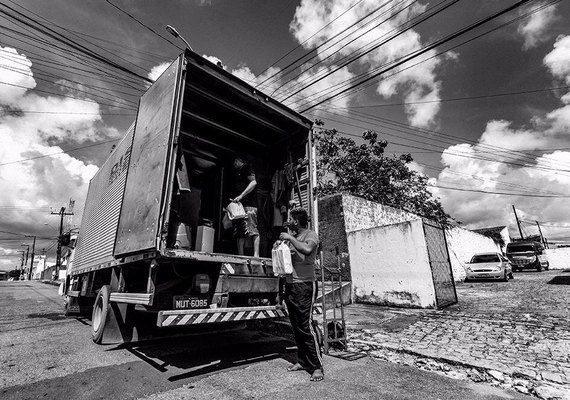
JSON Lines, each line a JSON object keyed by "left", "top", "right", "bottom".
{"left": 505, "top": 241, "right": 549, "bottom": 272}
{"left": 465, "top": 252, "right": 513, "bottom": 282}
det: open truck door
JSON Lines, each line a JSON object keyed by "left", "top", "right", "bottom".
{"left": 115, "top": 57, "right": 185, "bottom": 256}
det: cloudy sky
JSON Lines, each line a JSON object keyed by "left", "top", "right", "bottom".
{"left": 1, "top": 0, "right": 570, "bottom": 270}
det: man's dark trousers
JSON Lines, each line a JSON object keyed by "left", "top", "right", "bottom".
{"left": 284, "top": 281, "right": 323, "bottom": 372}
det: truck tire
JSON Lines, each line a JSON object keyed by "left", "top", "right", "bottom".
{"left": 92, "top": 285, "right": 110, "bottom": 344}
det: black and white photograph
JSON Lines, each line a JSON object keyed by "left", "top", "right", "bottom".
{"left": 1, "top": 1, "right": 569, "bottom": 399}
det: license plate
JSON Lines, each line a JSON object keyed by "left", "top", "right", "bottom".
{"left": 478, "top": 274, "right": 489, "bottom": 277}
{"left": 173, "top": 296, "right": 209, "bottom": 310}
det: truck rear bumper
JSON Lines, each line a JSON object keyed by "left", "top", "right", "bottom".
{"left": 157, "top": 305, "right": 287, "bottom": 327}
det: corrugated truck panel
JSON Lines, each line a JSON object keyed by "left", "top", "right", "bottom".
{"left": 71, "top": 127, "right": 134, "bottom": 275}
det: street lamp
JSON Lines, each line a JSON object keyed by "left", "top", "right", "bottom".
{"left": 166, "top": 25, "right": 193, "bottom": 51}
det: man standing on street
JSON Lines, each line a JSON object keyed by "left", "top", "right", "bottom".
{"left": 279, "top": 207, "right": 324, "bottom": 382}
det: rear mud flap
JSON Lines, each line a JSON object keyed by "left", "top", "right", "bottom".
{"left": 100, "top": 303, "right": 156, "bottom": 344}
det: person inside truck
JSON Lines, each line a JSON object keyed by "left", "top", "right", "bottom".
{"left": 279, "top": 207, "right": 324, "bottom": 382}
{"left": 229, "top": 156, "right": 260, "bottom": 257}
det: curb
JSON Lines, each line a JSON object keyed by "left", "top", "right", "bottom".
{"left": 349, "top": 337, "right": 570, "bottom": 400}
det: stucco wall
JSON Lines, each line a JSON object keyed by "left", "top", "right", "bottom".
{"left": 348, "top": 219, "right": 437, "bottom": 309}
{"left": 318, "top": 195, "right": 351, "bottom": 281}
{"left": 544, "top": 247, "right": 570, "bottom": 270}
{"left": 341, "top": 194, "right": 421, "bottom": 232}
{"left": 445, "top": 226, "right": 500, "bottom": 281}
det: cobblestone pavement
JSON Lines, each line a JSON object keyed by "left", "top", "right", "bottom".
{"left": 343, "top": 270, "right": 570, "bottom": 399}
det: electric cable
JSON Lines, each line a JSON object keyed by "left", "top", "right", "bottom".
{"left": 294, "top": 0, "right": 559, "bottom": 109}
{"left": 104, "top": 0, "right": 183, "bottom": 50}
{"left": 280, "top": 0, "right": 460, "bottom": 102}
{"left": 0, "top": 138, "right": 120, "bottom": 167}
{"left": 260, "top": 0, "right": 407, "bottom": 90}
{"left": 298, "top": 0, "right": 539, "bottom": 112}
{"left": 255, "top": 0, "right": 368, "bottom": 86}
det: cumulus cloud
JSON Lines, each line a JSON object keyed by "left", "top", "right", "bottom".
{"left": 148, "top": 62, "right": 171, "bottom": 82}
{"left": 434, "top": 35, "right": 570, "bottom": 242}
{"left": 517, "top": 2, "right": 558, "bottom": 50}
{"left": 0, "top": 46, "right": 117, "bottom": 270}
{"left": 289, "top": 0, "right": 444, "bottom": 127}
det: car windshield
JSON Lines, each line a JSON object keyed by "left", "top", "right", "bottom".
{"left": 471, "top": 254, "right": 500, "bottom": 263}
{"left": 507, "top": 245, "right": 534, "bottom": 253}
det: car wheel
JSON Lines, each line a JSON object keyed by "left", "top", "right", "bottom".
{"left": 545, "top": 262, "right": 550, "bottom": 271}
{"left": 502, "top": 271, "right": 509, "bottom": 282}
{"left": 536, "top": 265, "right": 542, "bottom": 272}
{"left": 92, "top": 285, "right": 110, "bottom": 344}
{"left": 509, "top": 271, "right": 514, "bottom": 279}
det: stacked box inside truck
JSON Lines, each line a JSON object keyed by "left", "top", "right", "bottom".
{"left": 66, "top": 50, "right": 314, "bottom": 343}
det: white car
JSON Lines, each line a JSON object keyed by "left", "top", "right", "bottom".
{"left": 465, "top": 252, "right": 513, "bottom": 282}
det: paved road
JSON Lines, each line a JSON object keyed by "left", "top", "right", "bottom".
{"left": 1, "top": 280, "right": 530, "bottom": 400}
{"left": 346, "top": 270, "right": 570, "bottom": 399}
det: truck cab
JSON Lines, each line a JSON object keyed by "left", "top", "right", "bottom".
{"left": 506, "top": 241, "right": 549, "bottom": 272}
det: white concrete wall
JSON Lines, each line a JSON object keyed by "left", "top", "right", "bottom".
{"left": 445, "top": 226, "right": 500, "bottom": 282}
{"left": 341, "top": 194, "right": 421, "bottom": 233}
{"left": 544, "top": 247, "right": 570, "bottom": 270}
{"left": 348, "top": 219, "right": 437, "bottom": 309}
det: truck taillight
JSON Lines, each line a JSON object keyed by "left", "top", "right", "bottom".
{"left": 192, "top": 274, "right": 210, "bottom": 294}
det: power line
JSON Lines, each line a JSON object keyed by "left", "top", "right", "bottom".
{"left": 5, "top": 0, "right": 154, "bottom": 76}
{"left": 255, "top": 0, "right": 369, "bottom": 87}
{"left": 340, "top": 85, "right": 570, "bottom": 108}
{"left": 271, "top": 0, "right": 421, "bottom": 97}
{"left": 104, "top": 0, "right": 182, "bottom": 50}
{"left": 312, "top": 125, "right": 569, "bottom": 197}
{"left": 261, "top": 0, "right": 405, "bottom": 91}
{"left": 314, "top": 106, "right": 570, "bottom": 173}
{"left": 1, "top": 109, "right": 135, "bottom": 116}
{"left": 0, "top": 21, "right": 148, "bottom": 90}
{"left": 280, "top": 0, "right": 460, "bottom": 103}
{"left": 298, "top": 0, "right": 541, "bottom": 112}
{"left": 0, "top": 81, "right": 138, "bottom": 111}
{"left": 0, "top": 138, "right": 120, "bottom": 167}
{"left": 0, "top": 3, "right": 153, "bottom": 83}
{"left": 431, "top": 184, "right": 570, "bottom": 198}
{"left": 294, "top": 0, "right": 560, "bottom": 110}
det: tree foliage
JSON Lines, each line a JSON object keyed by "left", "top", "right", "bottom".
{"left": 314, "top": 123, "right": 452, "bottom": 225}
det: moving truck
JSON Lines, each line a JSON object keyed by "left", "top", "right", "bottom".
{"left": 65, "top": 50, "right": 315, "bottom": 344}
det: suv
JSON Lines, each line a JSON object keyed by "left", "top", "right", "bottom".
{"left": 506, "top": 241, "right": 549, "bottom": 272}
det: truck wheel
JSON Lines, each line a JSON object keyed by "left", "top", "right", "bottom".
{"left": 92, "top": 285, "right": 110, "bottom": 344}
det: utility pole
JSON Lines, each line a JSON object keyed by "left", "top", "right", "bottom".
{"left": 26, "top": 235, "right": 36, "bottom": 280}
{"left": 50, "top": 206, "right": 74, "bottom": 280}
{"left": 512, "top": 205, "right": 524, "bottom": 240}
{"left": 536, "top": 221, "right": 547, "bottom": 248}
{"left": 20, "top": 244, "right": 30, "bottom": 279}
{"left": 18, "top": 250, "right": 25, "bottom": 276}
